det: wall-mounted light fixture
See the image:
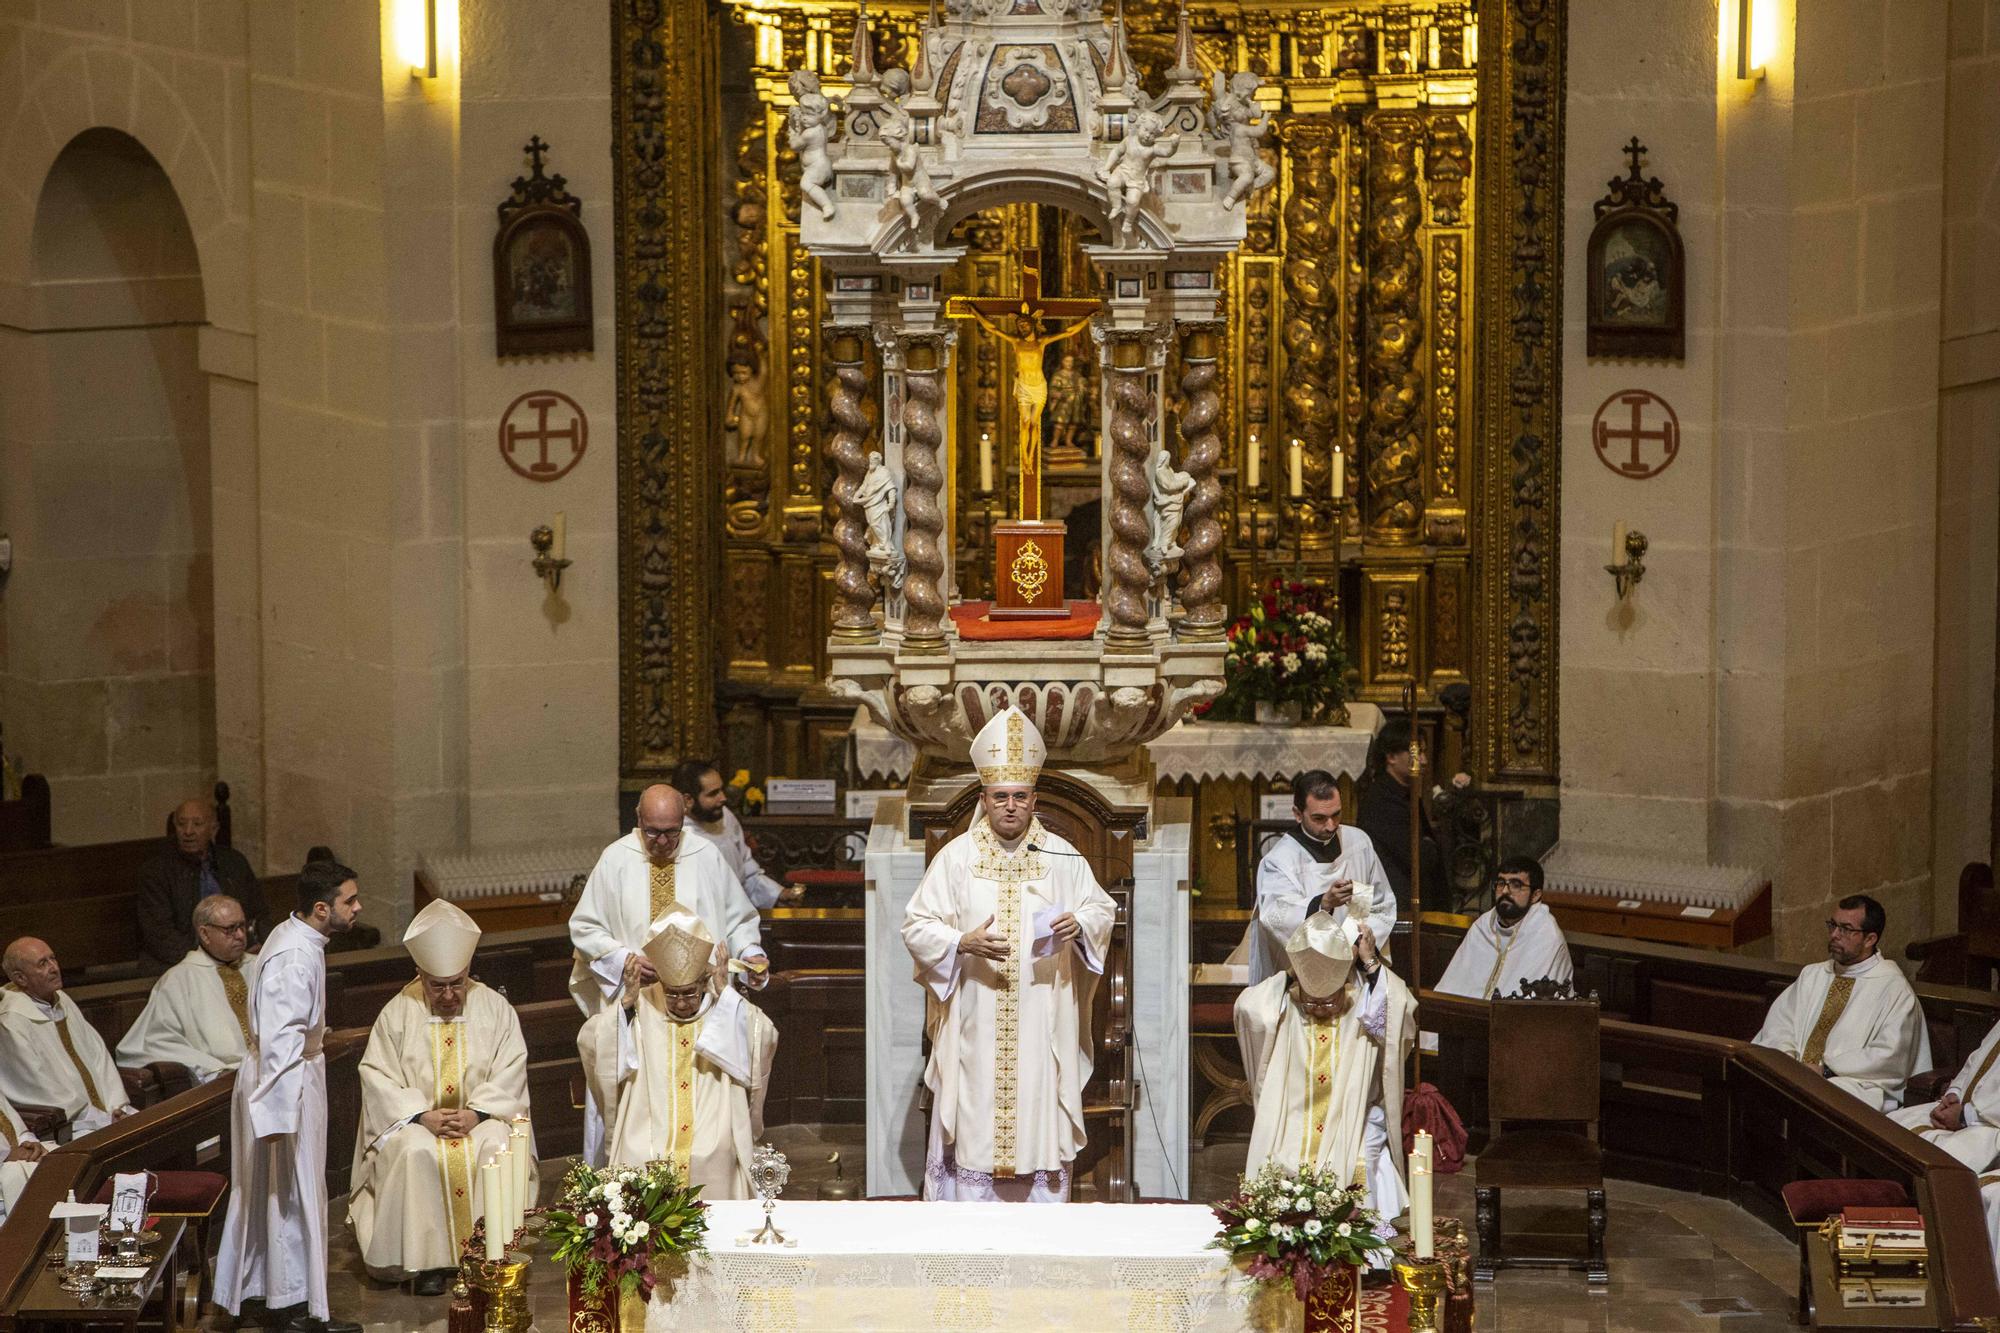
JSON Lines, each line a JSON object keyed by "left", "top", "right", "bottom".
{"left": 1735, "top": 0, "right": 1778, "bottom": 81}
{"left": 396, "top": 0, "right": 439, "bottom": 79}
{"left": 1606, "top": 522, "right": 1648, "bottom": 600}
{"left": 530, "top": 515, "right": 571, "bottom": 593}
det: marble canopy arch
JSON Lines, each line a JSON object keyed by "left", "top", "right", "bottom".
{"left": 610, "top": 0, "right": 1568, "bottom": 818}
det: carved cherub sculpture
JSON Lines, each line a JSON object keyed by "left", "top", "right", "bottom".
{"left": 1211, "top": 70, "right": 1276, "bottom": 209}
{"left": 723, "top": 355, "right": 768, "bottom": 468}
{"left": 1097, "top": 110, "right": 1178, "bottom": 246}
{"left": 878, "top": 68, "right": 942, "bottom": 233}
{"left": 787, "top": 70, "right": 838, "bottom": 221}
{"left": 856, "top": 449, "right": 906, "bottom": 588}
{"left": 1145, "top": 444, "right": 1195, "bottom": 575}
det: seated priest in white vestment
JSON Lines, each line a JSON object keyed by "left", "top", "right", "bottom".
{"left": 1977, "top": 1178, "right": 2000, "bottom": 1289}
{"left": 0, "top": 1094, "right": 47, "bottom": 1226}
{"left": 1245, "top": 769, "right": 1398, "bottom": 985}
{"left": 116, "top": 894, "right": 259, "bottom": 1082}
{"left": 1435, "top": 856, "right": 1574, "bottom": 1000}
{"left": 0, "top": 937, "right": 136, "bottom": 1135}
{"left": 674, "top": 759, "right": 798, "bottom": 909}
{"left": 1237, "top": 909, "right": 1416, "bottom": 1256}
{"left": 1753, "top": 895, "right": 1929, "bottom": 1111}
{"left": 902, "top": 706, "right": 1117, "bottom": 1203}
{"left": 349, "top": 899, "right": 536, "bottom": 1295}
{"left": 578, "top": 912, "right": 777, "bottom": 1197}
{"left": 1890, "top": 1018, "right": 2000, "bottom": 1173}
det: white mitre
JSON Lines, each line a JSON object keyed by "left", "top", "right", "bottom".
{"left": 1285, "top": 911, "right": 1355, "bottom": 998}
{"left": 971, "top": 705, "right": 1045, "bottom": 788}
{"left": 642, "top": 911, "right": 716, "bottom": 990}
{"left": 404, "top": 898, "right": 482, "bottom": 978}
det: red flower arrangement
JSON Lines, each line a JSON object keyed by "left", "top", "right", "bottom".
{"left": 1193, "top": 577, "right": 1351, "bottom": 723}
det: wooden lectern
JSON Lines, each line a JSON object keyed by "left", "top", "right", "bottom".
{"left": 993, "top": 519, "right": 1068, "bottom": 618}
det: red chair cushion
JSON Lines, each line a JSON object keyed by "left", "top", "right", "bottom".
{"left": 1189, "top": 1002, "right": 1238, "bottom": 1032}
{"left": 91, "top": 1169, "right": 226, "bottom": 1215}
{"left": 787, "top": 869, "right": 863, "bottom": 889}
{"left": 1780, "top": 1178, "right": 1910, "bottom": 1226}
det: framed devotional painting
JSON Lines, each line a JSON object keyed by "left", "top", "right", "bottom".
{"left": 494, "top": 136, "right": 594, "bottom": 357}
{"left": 1586, "top": 138, "right": 1684, "bottom": 360}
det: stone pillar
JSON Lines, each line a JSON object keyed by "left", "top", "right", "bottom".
{"left": 897, "top": 331, "right": 954, "bottom": 654}
{"left": 826, "top": 326, "right": 878, "bottom": 643}
{"left": 1102, "top": 329, "right": 1156, "bottom": 652}
{"left": 1176, "top": 321, "right": 1227, "bottom": 640}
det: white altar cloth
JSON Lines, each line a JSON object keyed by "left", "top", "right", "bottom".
{"left": 645, "top": 1200, "right": 1301, "bottom": 1331}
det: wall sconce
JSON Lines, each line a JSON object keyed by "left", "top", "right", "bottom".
{"left": 1606, "top": 522, "right": 1648, "bottom": 600}
{"left": 530, "top": 514, "right": 571, "bottom": 593}
{"left": 396, "top": 0, "right": 440, "bottom": 78}
{"left": 1735, "top": 0, "right": 1777, "bottom": 81}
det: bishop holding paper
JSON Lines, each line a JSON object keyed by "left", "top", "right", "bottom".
{"left": 902, "top": 706, "right": 1116, "bottom": 1202}
{"left": 348, "top": 899, "right": 536, "bottom": 1295}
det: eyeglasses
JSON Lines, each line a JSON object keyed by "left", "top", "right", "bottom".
{"left": 638, "top": 825, "right": 681, "bottom": 841}
{"left": 1824, "top": 920, "right": 1868, "bottom": 937}
{"left": 201, "top": 922, "right": 248, "bottom": 936}
{"left": 1494, "top": 876, "right": 1534, "bottom": 893}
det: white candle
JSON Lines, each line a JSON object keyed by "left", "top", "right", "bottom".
{"left": 979, "top": 432, "right": 994, "bottom": 494}
{"left": 1612, "top": 520, "right": 1627, "bottom": 563}
{"left": 1412, "top": 1158, "right": 1434, "bottom": 1258}
{"left": 553, "top": 510, "right": 567, "bottom": 561}
{"left": 1288, "top": 439, "right": 1303, "bottom": 498}
{"left": 482, "top": 1162, "right": 501, "bottom": 1259}
{"left": 511, "top": 1125, "right": 530, "bottom": 1217}
{"left": 1246, "top": 432, "right": 1261, "bottom": 491}
{"left": 1332, "top": 445, "right": 1345, "bottom": 499}
{"left": 498, "top": 1148, "right": 516, "bottom": 1238}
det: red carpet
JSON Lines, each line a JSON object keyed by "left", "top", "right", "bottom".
{"left": 949, "top": 599, "right": 1102, "bottom": 641}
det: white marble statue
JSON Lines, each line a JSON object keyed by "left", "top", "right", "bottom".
{"left": 858, "top": 450, "right": 905, "bottom": 588}
{"left": 1098, "top": 110, "right": 1178, "bottom": 246}
{"left": 787, "top": 70, "right": 838, "bottom": 222}
{"left": 1211, "top": 71, "right": 1276, "bottom": 209}
{"left": 1145, "top": 444, "right": 1195, "bottom": 576}
{"left": 879, "top": 69, "right": 942, "bottom": 232}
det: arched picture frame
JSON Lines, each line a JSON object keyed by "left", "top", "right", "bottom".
{"left": 1586, "top": 138, "right": 1684, "bottom": 360}
{"left": 494, "top": 136, "right": 594, "bottom": 357}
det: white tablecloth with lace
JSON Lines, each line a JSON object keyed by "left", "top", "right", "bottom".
{"left": 644, "top": 1200, "right": 1316, "bottom": 1331}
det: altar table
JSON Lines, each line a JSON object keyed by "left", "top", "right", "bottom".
{"left": 644, "top": 1200, "right": 1323, "bottom": 1331}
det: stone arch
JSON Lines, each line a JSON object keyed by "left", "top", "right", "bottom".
{"left": 884, "top": 169, "right": 1173, "bottom": 255}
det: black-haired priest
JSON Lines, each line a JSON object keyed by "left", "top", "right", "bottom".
{"left": 901, "top": 706, "right": 1116, "bottom": 1202}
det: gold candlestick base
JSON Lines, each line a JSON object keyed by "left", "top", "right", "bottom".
{"left": 462, "top": 1255, "right": 532, "bottom": 1333}
{"left": 1393, "top": 1256, "right": 1448, "bottom": 1333}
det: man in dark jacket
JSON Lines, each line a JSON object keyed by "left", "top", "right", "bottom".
{"left": 135, "top": 799, "right": 272, "bottom": 971}
{"left": 1352, "top": 719, "right": 1443, "bottom": 915}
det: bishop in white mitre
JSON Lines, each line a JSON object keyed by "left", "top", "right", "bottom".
{"left": 1753, "top": 894, "right": 1929, "bottom": 1111}
{"left": 569, "top": 783, "right": 769, "bottom": 1161}
{"left": 903, "top": 706, "right": 1117, "bottom": 1202}
{"left": 1245, "top": 771, "right": 1397, "bottom": 985}
{"left": 0, "top": 937, "right": 135, "bottom": 1136}
{"left": 0, "top": 1094, "right": 47, "bottom": 1226}
{"left": 1237, "top": 910, "right": 1417, "bottom": 1244}
{"left": 349, "top": 900, "right": 537, "bottom": 1294}
{"left": 116, "top": 893, "right": 259, "bottom": 1082}
{"left": 1435, "top": 857, "right": 1574, "bottom": 1000}
{"left": 578, "top": 912, "right": 777, "bottom": 1197}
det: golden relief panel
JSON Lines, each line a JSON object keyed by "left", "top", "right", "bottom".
{"left": 616, "top": 0, "right": 1563, "bottom": 791}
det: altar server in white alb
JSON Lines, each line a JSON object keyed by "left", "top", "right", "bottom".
{"left": 1753, "top": 894, "right": 1929, "bottom": 1111}
{"left": 674, "top": 758, "right": 797, "bottom": 908}
{"left": 578, "top": 912, "right": 776, "bottom": 1195}
{"left": 349, "top": 899, "right": 537, "bottom": 1295}
{"left": 214, "top": 859, "right": 365, "bottom": 1333}
{"left": 0, "top": 1094, "right": 46, "bottom": 1225}
{"left": 116, "top": 894, "right": 259, "bottom": 1082}
{"left": 1245, "top": 769, "right": 1398, "bottom": 984}
{"left": 1890, "top": 1017, "right": 2000, "bottom": 1173}
{"left": 1435, "top": 857, "right": 1574, "bottom": 1000}
{"left": 1237, "top": 910, "right": 1416, "bottom": 1233}
{"left": 569, "top": 783, "right": 769, "bottom": 1160}
{"left": 903, "top": 706, "right": 1117, "bottom": 1202}
{"left": 0, "top": 937, "right": 136, "bottom": 1135}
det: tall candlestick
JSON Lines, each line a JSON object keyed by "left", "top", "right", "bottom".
{"left": 498, "top": 1148, "right": 516, "bottom": 1239}
{"left": 1332, "top": 445, "right": 1345, "bottom": 499}
{"left": 511, "top": 1125, "right": 530, "bottom": 1218}
{"left": 1412, "top": 1158, "right": 1434, "bottom": 1258}
{"left": 1247, "top": 432, "right": 1261, "bottom": 491}
{"left": 482, "top": 1162, "right": 501, "bottom": 1259}
{"left": 1287, "top": 439, "right": 1303, "bottom": 498}
{"left": 979, "top": 432, "right": 994, "bottom": 494}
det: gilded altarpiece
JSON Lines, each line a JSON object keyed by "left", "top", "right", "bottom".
{"left": 614, "top": 1, "right": 1564, "bottom": 852}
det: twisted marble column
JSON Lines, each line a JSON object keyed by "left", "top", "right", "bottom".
{"left": 1103, "top": 333, "right": 1154, "bottom": 653}
{"left": 1176, "top": 322, "right": 1226, "bottom": 640}
{"left": 826, "top": 327, "right": 877, "bottom": 642}
{"left": 898, "top": 333, "right": 951, "bottom": 653}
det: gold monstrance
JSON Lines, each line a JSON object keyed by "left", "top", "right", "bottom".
{"left": 947, "top": 250, "right": 1101, "bottom": 617}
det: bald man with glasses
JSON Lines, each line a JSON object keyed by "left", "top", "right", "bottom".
{"left": 116, "top": 894, "right": 260, "bottom": 1083}
{"left": 1752, "top": 894, "right": 1930, "bottom": 1111}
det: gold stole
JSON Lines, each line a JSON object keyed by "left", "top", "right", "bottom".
{"left": 218, "top": 961, "right": 253, "bottom": 1045}
{"left": 1800, "top": 975, "right": 1857, "bottom": 1069}
{"left": 429, "top": 1018, "right": 474, "bottom": 1252}
{"left": 51, "top": 1006, "right": 106, "bottom": 1113}
{"left": 990, "top": 879, "right": 1023, "bottom": 1177}
{"left": 649, "top": 859, "right": 678, "bottom": 920}
{"left": 1300, "top": 1016, "right": 1340, "bottom": 1165}
{"left": 0, "top": 1107, "right": 15, "bottom": 1148}
{"left": 661, "top": 1014, "right": 702, "bottom": 1176}
{"left": 1481, "top": 921, "right": 1517, "bottom": 1000}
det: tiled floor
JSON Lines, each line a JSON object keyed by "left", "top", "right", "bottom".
{"left": 205, "top": 1124, "right": 1803, "bottom": 1331}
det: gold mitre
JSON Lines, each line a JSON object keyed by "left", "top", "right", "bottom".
{"left": 1285, "top": 911, "right": 1355, "bottom": 999}
{"left": 971, "top": 705, "right": 1045, "bottom": 788}
{"left": 403, "top": 898, "right": 481, "bottom": 978}
{"left": 642, "top": 912, "right": 716, "bottom": 989}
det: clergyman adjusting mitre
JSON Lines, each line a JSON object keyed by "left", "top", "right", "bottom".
{"left": 349, "top": 898, "right": 537, "bottom": 1296}
{"left": 578, "top": 910, "right": 777, "bottom": 1197}
{"left": 901, "top": 705, "right": 1117, "bottom": 1203}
